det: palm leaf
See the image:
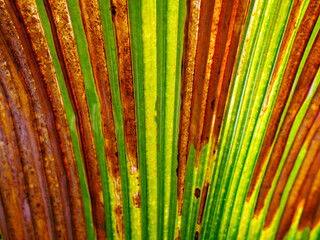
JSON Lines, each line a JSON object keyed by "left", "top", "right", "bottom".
{"left": 0, "top": 0, "right": 320, "bottom": 239}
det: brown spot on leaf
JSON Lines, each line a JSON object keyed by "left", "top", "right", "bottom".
{"left": 195, "top": 188, "right": 201, "bottom": 199}
{"left": 132, "top": 191, "right": 141, "bottom": 208}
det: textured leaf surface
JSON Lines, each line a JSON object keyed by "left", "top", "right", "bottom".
{"left": 1, "top": 0, "right": 320, "bottom": 240}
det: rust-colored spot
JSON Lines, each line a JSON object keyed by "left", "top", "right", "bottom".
{"left": 195, "top": 231, "right": 199, "bottom": 240}
{"left": 132, "top": 191, "right": 141, "bottom": 208}
{"left": 114, "top": 204, "right": 124, "bottom": 240}
{"left": 194, "top": 188, "right": 201, "bottom": 199}
{"left": 197, "top": 182, "right": 209, "bottom": 224}
{"left": 111, "top": 5, "right": 116, "bottom": 16}
{"left": 175, "top": 228, "right": 180, "bottom": 240}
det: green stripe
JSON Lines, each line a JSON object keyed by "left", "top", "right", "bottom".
{"left": 238, "top": 1, "right": 311, "bottom": 238}
{"left": 98, "top": 0, "right": 143, "bottom": 239}
{"left": 142, "top": 0, "right": 158, "bottom": 238}
{"left": 180, "top": 145, "right": 197, "bottom": 240}
{"left": 211, "top": 0, "right": 282, "bottom": 236}
{"left": 34, "top": 1, "right": 95, "bottom": 239}
{"left": 222, "top": 0, "right": 294, "bottom": 239}
{"left": 201, "top": 0, "right": 266, "bottom": 237}
{"left": 185, "top": 143, "right": 211, "bottom": 239}
{"left": 129, "top": 1, "right": 160, "bottom": 239}
{"left": 156, "top": 0, "right": 185, "bottom": 239}
{"left": 285, "top": 205, "right": 304, "bottom": 240}
{"left": 310, "top": 223, "right": 320, "bottom": 240}
{"left": 260, "top": 68, "right": 320, "bottom": 240}
{"left": 167, "top": 0, "right": 186, "bottom": 238}
{"left": 128, "top": 1, "right": 148, "bottom": 239}
{"left": 156, "top": 0, "right": 166, "bottom": 238}
{"left": 248, "top": 15, "right": 320, "bottom": 240}
{"left": 199, "top": 0, "right": 257, "bottom": 238}
{"left": 296, "top": 227, "right": 311, "bottom": 240}
{"left": 65, "top": 0, "right": 116, "bottom": 238}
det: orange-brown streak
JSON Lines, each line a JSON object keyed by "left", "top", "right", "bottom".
{"left": 275, "top": 124, "right": 320, "bottom": 240}
{"left": 13, "top": 0, "right": 77, "bottom": 238}
{"left": 0, "top": 2, "right": 59, "bottom": 238}
{"left": 298, "top": 148, "right": 320, "bottom": 231}
{"left": 197, "top": 0, "right": 250, "bottom": 224}
{"left": 0, "top": 196, "right": 9, "bottom": 240}
{"left": 0, "top": 41, "right": 44, "bottom": 240}
{"left": 254, "top": 31, "right": 320, "bottom": 216}
{"left": 248, "top": 0, "right": 320, "bottom": 201}
{"left": 42, "top": 0, "right": 83, "bottom": 153}
{"left": 111, "top": 0, "right": 139, "bottom": 175}
{"left": 0, "top": 56, "right": 35, "bottom": 240}
{"left": 177, "top": 0, "right": 201, "bottom": 214}
{"left": 0, "top": 83, "right": 27, "bottom": 240}
{"left": 188, "top": 0, "right": 215, "bottom": 154}
{"left": 12, "top": 0, "right": 74, "bottom": 238}
{"left": 309, "top": 168, "right": 320, "bottom": 231}
{"left": 208, "top": 0, "right": 250, "bottom": 156}
{"left": 200, "top": 0, "right": 238, "bottom": 148}
{"left": 264, "top": 85, "right": 320, "bottom": 227}
{"left": 80, "top": 0, "right": 125, "bottom": 238}
{"left": 14, "top": 0, "right": 89, "bottom": 238}
{"left": 45, "top": 0, "right": 106, "bottom": 238}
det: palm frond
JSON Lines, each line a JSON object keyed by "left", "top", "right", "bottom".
{"left": 0, "top": 0, "right": 319, "bottom": 239}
